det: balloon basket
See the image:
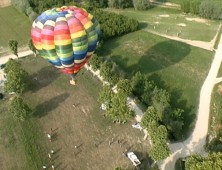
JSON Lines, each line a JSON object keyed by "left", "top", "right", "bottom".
{"left": 70, "top": 79, "right": 76, "bottom": 86}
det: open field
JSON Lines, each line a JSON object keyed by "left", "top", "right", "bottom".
{"left": 106, "top": 7, "right": 220, "bottom": 42}
{"left": 0, "top": 97, "right": 47, "bottom": 170}
{"left": 0, "top": 6, "right": 31, "bottom": 52}
{"left": 99, "top": 31, "right": 213, "bottom": 137}
{"left": 207, "top": 82, "right": 222, "bottom": 152}
{"left": 0, "top": 56, "right": 150, "bottom": 170}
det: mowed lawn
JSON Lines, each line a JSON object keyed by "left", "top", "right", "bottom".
{"left": 106, "top": 7, "right": 220, "bottom": 42}
{"left": 0, "top": 6, "right": 31, "bottom": 49}
{"left": 0, "top": 56, "right": 150, "bottom": 170}
{"left": 100, "top": 31, "right": 213, "bottom": 136}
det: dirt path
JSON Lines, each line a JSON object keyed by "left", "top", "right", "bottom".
{"left": 0, "top": 0, "right": 11, "bottom": 7}
{"left": 158, "top": 34, "right": 222, "bottom": 170}
{"left": 150, "top": 0, "right": 180, "bottom": 9}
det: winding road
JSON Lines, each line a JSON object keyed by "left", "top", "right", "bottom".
{"left": 159, "top": 34, "right": 222, "bottom": 170}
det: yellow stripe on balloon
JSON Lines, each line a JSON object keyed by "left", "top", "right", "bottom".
{"left": 71, "top": 31, "right": 86, "bottom": 39}
{"left": 84, "top": 22, "right": 93, "bottom": 30}
{"left": 88, "top": 34, "right": 98, "bottom": 42}
{"left": 74, "top": 57, "right": 86, "bottom": 64}
{"left": 42, "top": 44, "right": 55, "bottom": 50}
{"left": 34, "top": 44, "right": 42, "bottom": 50}
{"left": 47, "top": 56, "right": 59, "bottom": 61}
{"left": 56, "top": 52, "right": 73, "bottom": 58}
{"left": 88, "top": 13, "right": 93, "bottom": 19}
{"left": 54, "top": 39, "right": 72, "bottom": 45}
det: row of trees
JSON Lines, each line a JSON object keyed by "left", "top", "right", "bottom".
{"left": 131, "top": 72, "right": 185, "bottom": 140}
{"left": 85, "top": 0, "right": 152, "bottom": 10}
{"left": 91, "top": 9, "right": 139, "bottom": 40}
{"left": 11, "top": 0, "right": 38, "bottom": 21}
{"left": 181, "top": 0, "right": 222, "bottom": 19}
{"left": 89, "top": 56, "right": 171, "bottom": 161}
{"left": 4, "top": 59, "right": 32, "bottom": 121}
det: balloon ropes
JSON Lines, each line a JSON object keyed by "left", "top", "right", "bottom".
{"left": 31, "top": 6, "right": 101, "bottom": 85}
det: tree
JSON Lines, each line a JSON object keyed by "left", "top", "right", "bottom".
{"left": 9, "top": 95, "right": 32, "bottom": 121}
{"left": 131, "top": 72, "right": 145, "bottom": 97}
{"left": 152, "top": 87, "right": 170, "bottom": 120}
{"left": 190, "top": 0, "right": 201, "bottom": 15}
{"left": 141, "top": 80, "right": 155, "bottom": 106}
{"left": 133, "top": 0, "right": 151, "bottom": 10}
{"left": 117, "top": 79, "right": 132, "bottom": 96}
{"left": 4, "top": 59, "right": 28, "bottom": 94}
{"left": 8, "top": 40, "right": 18, "bottom": 57}
{"left": 185, "top": 152, "right": 222, "bottom": 170}
{"left": 199, "top": 0, "right": 222, "bottom": 19}
{"left": 107, "top": 91, "right": 134, "bottom": 122}
{"left": 28, "top": 39, "right": 36, "bottom": 56}
{"left": 181, "top": 0, "right": 191, "bottom": 13}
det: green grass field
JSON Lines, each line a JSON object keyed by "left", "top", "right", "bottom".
{"left": 99, "top": 31, "right": 213, "bottom": 137}
{"left": 0, "top": 56, "right": 151, "bottom": 170}
{"left": 106, "top": 7, "right": 220, "bottom": 42}
{"left": 0, "top": 6, "right": 31, "bottom": 50}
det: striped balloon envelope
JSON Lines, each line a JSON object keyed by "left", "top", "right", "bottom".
{"left": 31, "top": 6, "right": 101, "bottom": 84}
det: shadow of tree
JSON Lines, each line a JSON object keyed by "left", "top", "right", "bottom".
{"left": 33, "top": 93, "right": 69, "bottom": 118}
{"left": 27, "top": 66, "right": 60, "bottom": 92}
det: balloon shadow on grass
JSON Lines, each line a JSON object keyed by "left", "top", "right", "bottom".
{"left": 127, "top": 40, "right": 191, "bottom": 75}
{"left": 33, "top": 93, "right": 69, "bottom": 118}
{"left": 27, "top": 66, "right": 60, "bottom": 92}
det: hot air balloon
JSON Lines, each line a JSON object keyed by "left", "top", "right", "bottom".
{"left": 31, "top": 6, "right": 101, "bottom": 85}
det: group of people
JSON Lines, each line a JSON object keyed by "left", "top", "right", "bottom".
{"left": 43, "top": 128, "right": 56, "bottom": 169}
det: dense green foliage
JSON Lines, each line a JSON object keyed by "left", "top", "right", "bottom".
{"left": 185, "top": 153, "right": 222, "bottom": 170}
{"left": 11, "top": 0, "right": 38, "bottom": 21}
{"left": 4, "top": 59, "right": 28, "bottom": 94}
{"left": 108, "top": 0, "right": 133, "bottom": 9}
{"left": 8, "top": 40, "right": 18, "bottom": 57}
{"left": 141, "top": 106, "right": 170, "bottom": 160}
{"left": 88, "top": 54, "right": 103, "bottom": 71}
{"left": 92, "top": 9, "right": 139, "bottom": 40}
{"left": 131, "top": 72, "right": 185, "bottom": 140}
{"left": 181, "top": 0, "right": 222, "bottom": 19}
{"left": 98, "top": 85, "right": 134, "bottom": 123}
{"left": 9, "top": 95, "right": 32, "bottom": 121}
{"left": 116, "top": 79, "right": 132, "bottom": 96}
{"left": 133, "top": 0, "right": 152, "bottom": 10}
{"left": 100, "top": 61, "right": 120, "bottom": 85}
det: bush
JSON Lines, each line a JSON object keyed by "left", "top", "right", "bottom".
{"left": 9, "top": 95, "right": 32, "bottom": 121}
{"left": 108, "top": 0, "right": 133, "bottom": 9}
